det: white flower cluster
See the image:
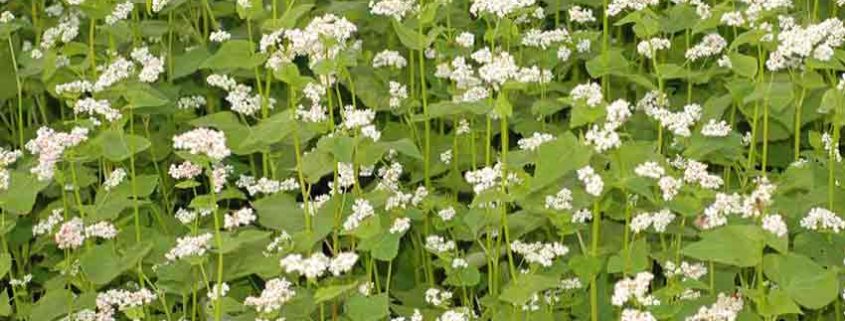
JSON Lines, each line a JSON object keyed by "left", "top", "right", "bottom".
{"left": 172, "top": 128, "right": 231, "bottom": 162}
{"left": 612, "top": 272, "right": 659, "bottom": 307}
{"left": 455, "top": 32, "right": 475, "bottom": 48}
{"left": 635, "top": 161, "right": 665, "bottom": 179}
{"left": 389, "top": 81, "right": 408, "bottom": 109}
{"left": 165, "top": 233, "right": 213, "bottom": 261}
{"left": 425, "top": 288, "right": 454, "bottom": 307}
{"left": 642, "top": 99, "right": 703, "bottom": 138}
{"left": 701, "top": 119, "right": 732, "bottom": 137}
{"left": 607, "top": 0, "right": 659, "bottom": 16}
{"left": 55, "top": 80, "right": 93, "bottom": 95}
{"left": 297, "top": 82, "right": 329, "bottom": 122}
{"left": 369, "top": 0, "right": 417, "bottom": 21}
{"left": 637, "top": 38, "right": 671, "bottom": 58}
{"left": 244, "top": 278, "right": 296, "bottom": 314}
{"left": 343, "top": 199, "right": 375, "bottom": 231}
{"left": 209, "top": 30, "right": 231, "bottom": 43}
{"left": 39, "top": 14, "right": 80, "bottom": 51}
{"left": 822, "top": 132, "right": 843, "bottom": 162}
{"left": 585, "top": 99, "right": 632, "bottom": 153}
{"left": 663, "top": 261, "right": 707, "bottom": 281}
{"left": 236, "top": 175, "right": 299, "bottom": 196}
{"left": 169, "top": 161, "right": 202, "bottom": 180}
{"left": 436, "top": 309, "right": 471, "bottom": 321}
{"left": 510, "top": 240, "right": 569, "bottom": 267}
{"left": 762, "top": 214, "right": 789, "bottom": 237}
{"left": 373, "top": 50, "right": 407, "bottom": 69}
{"left": 93, "top": 57, "right": 134, "bottom": 92}
{"left": 425, "top": 235, "right": 456, "bottom": 254}
{"left": 685, "top": 33, "right": 727, "bottom": 61}
{"left": 470, "top": 0, "right": 536, "bottom": 18}
{"left": 206, "top": 74, "right": 270, "bottom": 116}
{"left": 152, "top": 0, "right": 170, "bottom": 12}
{"left": 25, "top": 126, "right": 90, "bottom": 181}
{"left": 385, "top": 186, "right": 428, "bottom": 211}
{"left": 438, "top": 207, "right": 456, "bottom": 221}
{"left": 177, "top": 95, "right": 207, "bottom": 110}
{"left": 103, "top": 168, "right": 126, "bottom": 191}
{"left": 568, "top": 6, "right": 595, "bottom": 23}
{"left": 341, "top": 105, "right": 381, "bottom": 141}
{"left": 279, "top": 251, "right": 358, "bottom": 279}
{"left": 684, "top": 293, "right": 744, "bottom": 321}
{"left": 697, "top": 176, "right": 773, "bottom": 229}
{"left": 0, "top": 11, "right": 14, "bottom": 23}
{"left": 174, "top": 207, "right": 211, "bottom": 224}
{"left": 95, "top": 288, "right": 157, "bottom": 321}
{"left": 544, "top": 187, "right": 573, "bottom": 211}
{"left": 577, "top": 166, "right": 604, "bottom": 197}
{"left": 464, "top": 163, "right": 504, "bottom": 194}
{"left": 263, "top": 14, "right": 358, "bottom": 67}
{"left": 680, "top": 159, "right": 724, "bottom": 190}
{"left": 390, "top": 217, "right": 412, "bottom": 234}
{"left": 517, "top": 132, "right": 554, "bottom": 151}
{"left": 767, "top": 18, "right": 845, "bottom": 71}
{"left": 224, "top": 207, "right": 256, "bottom": 230}
{"left": 522, "top": 28, "right": 570, "bottom": 49}
{"left": 105, "top": 1, "right": 134, "bottom": 25}
{"left": 207, "top": 282, "right": 229, "bottom": 301}
{"left": 73, "top": 98, "right": 121, "bottom": 123}
{"left": 630, "top": 209, "right": 676, "bottom": 234}
{"left": 0, "top": 147, "right": 21, "bottom": 191}
{"left": 800, "top": 207, "right": 845, "bottom": 233}
{"left": 621, "top": 309, "right": 658, "bottom": 321}
{"left": 570, "top": 82, "right": 603, "bottom": 108}
{"left": 130, "top": 47, "right": 165, "bottom": 83}
{"left": 572, "top": 209, "right": 593, "bottom": 223}
{"left": 53, "top": 218, "right": 117, "bottom": 249}
{"left": 434, "top": 49, "right": 550, "bottom": 100}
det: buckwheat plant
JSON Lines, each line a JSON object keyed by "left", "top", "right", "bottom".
{"left": 0, "top": 0, "right": 844, "bottom": 321}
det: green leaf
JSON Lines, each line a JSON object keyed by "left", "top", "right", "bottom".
{"left": 262, "top": 4, "right": 315, "bottom": 30}
{"left": 359, "top": 232, "right": 402, "bottom": 261}
{"left": 0, "top": 289, "right": 10, "bottom": 316}
{"left": 200, "top": 40, "right": 264, "bottom": 70}
{"left": 30, "top": 289, "right": 73, "bottom": 321}
{"left": 531, "top": 133, "right": 592, "bottom": 192}
{"left": 93, "top": 130, "right": 152, "bottom": 162}
{"left": 392, "top": 20, "right": 427, "bottom": 50}
{"left": 172, "top": 47, "right": 211, "bottom": 79}
{"left": 254, "top": 193, "right": 306, "bottom": 232}
{"left": 819, "top": 88, "right": 845, "bottom": 126}
{"left": 729, "top": 53, "right": 758, "bottom": 78}
{"left": 0, "top": 253, "right": 10, "bottom": 279}
{"left": 124, "top": 83, "right": 170, "bottom": 108}
{"left": 607, "top": 238, "right": 649, "bottom": 274}
{"left": 499, "top": 274, "right": 558, "bottom": 305}
{"left": 80, "top": 243, "right": 152, "bottom": 286}
{"left": 763, "top": 253, "right": 839, "bottom": 309}
{"left": 757, "top": 288, "right": 802, "bottom": 317}
{"left": 0, "top": 170, "right": 50, "bottom": 215}
{"left": 345, "top": 293, "right": 390, "bottom": 321}
{"left": 218, "top": 230, "right": 273, "bottom": 253}
{"left": 314, "top": 282, "right": 358, "bottom": 304}
{"left": 682, "top": 225, "right": 765, "bottom": 267}
{"left": 586, "top": 50, "right": 629, "bottom": 78}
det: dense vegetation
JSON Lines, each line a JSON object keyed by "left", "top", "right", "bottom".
{"left": 0, "top": 0, "right": 844, "bottom": 320}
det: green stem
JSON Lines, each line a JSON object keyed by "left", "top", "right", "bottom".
{"left": 7, "top": 38, "right": 24, "bottom": 148}
{"left": 590, "top": 200, "right": 601, "bottom": 321}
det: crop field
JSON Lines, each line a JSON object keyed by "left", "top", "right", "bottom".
{"left": 0, "top": 0, "right": 844, "bottom": 321}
